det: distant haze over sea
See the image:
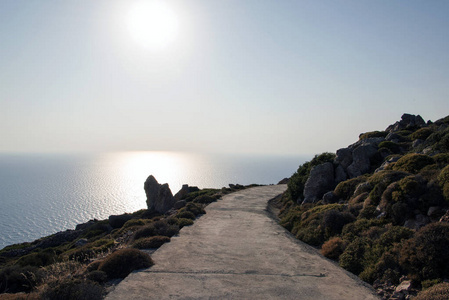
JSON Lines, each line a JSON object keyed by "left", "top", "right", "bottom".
{"left": 0, "top": 152, "right": 308, "bottom": 249}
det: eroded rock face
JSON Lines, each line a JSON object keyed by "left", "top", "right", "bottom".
{"left": 303, "top": 162, "right": 335, "bottom": 204}
{"left": 144, "top": 175, "right": 175, "bottom": 214}
{"left": 347, "top": 145, "right": 377, "bottom": 178}
{"left": 386, "top": 113, "right": 426, "bottom": 132}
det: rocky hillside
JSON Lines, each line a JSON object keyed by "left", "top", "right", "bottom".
{"left": 280, "top": 113, "right": 449, "bottom": 299}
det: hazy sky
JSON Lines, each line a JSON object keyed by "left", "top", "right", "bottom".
{"left": 1, "top": 0, "right": 448, "bottom": 155}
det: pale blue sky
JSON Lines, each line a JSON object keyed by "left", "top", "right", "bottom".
{"left": 1, "top": 0, "right": 448, "bottom": 155}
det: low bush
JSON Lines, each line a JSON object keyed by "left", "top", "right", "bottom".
{"left": 359, "top": 131, "right": 387, "bottom": 140}
{"left": 15, "top": 250, "right": 55, "bottom": 267}
{"left": 86, "top": 270, "right": 108, "bottom": 284}
{"left": 122, "top": 219, "right": 146, "bottom": 229}
{"left": 321, "top": 237, "right": 346, "bottom": 260}
{"left": 0, "top": 265, "right": 42, "bottom": 293}
{"left": 411, "top": 127, "right": 434, "bottom": 141}
{"left": 177, "top": 218, "right": 194, "bottom": 228}
{"left": 132, "top": 236, "right": 170, "bottom": 249}
{"left": 438, "top": 165, "right": 449, "bottom": 201}
{"left": 176, "top": 211, "right": 196, "bottom": 220}
{"left": 378, "top": 141, "right": 401, "bottom": 153}
{"left": 339, "top": 237, "right": 369, "bottom": 275}
{"left": 193, "top": 194, "right": 218, "bottom": 204}
{"left": 392, "top": 154, "right": 435, "bottom": 174}
{"left": 42, "top": 278, "right": 103, "bottom": 300}
{"left": 98, "top": 248, "right": 153, "bottom": 279}
{"left": 399, "top": 222, "right": 449, "bottom": 283}
{"left": 415, "top": 282, "right": 449, "bottom": 300}
{"left": 334, "top": 176, "right": 367, "bottom": 201}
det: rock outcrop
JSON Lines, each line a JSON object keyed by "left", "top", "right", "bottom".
{"left": 144, "top": 175, "right": 175, "bottom": 214}
{"left": 300, "top": 113, "right": 428, "bottom": 204}
{"left": 303, "top": 162, "right": 334, "bottom": 203}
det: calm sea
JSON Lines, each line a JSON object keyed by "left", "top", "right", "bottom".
{"left": 0, "top": 152, "right": 307, "bottom": 250}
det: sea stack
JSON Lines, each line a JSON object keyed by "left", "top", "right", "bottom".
{"left": 144, "top": 175, "right": 175, "bottom": 214}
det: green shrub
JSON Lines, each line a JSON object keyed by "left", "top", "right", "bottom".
{"left": 287, "top": 153, "right": 336, "bottom": 202}
{"left": 438, "top": 165, "right": 449, "bottom": 201}
{"left": 433, "top": 153, "right": 449, "bottom": 166}
{"left": 15, "top": 250, "right": 55, "bottom": 267}
{"left": 183, "top": 202, "right": 206, "bottom": 216}
{"left": 132, "top": 236, "right": 170, "bottom": 249}
{"left": 341, "top": 218, "right": 386, "bottom": 240}
{"left": 177, "top": 218, "right": 194, "bottom": 228}
{"left": 42, "top": 278, "right": 103, "bottom": 300}
{"left": 334, "top": 176, "right": 367, "bottom": 200}
{"left": 321, "top": 209, "right": 355, "bottom": 238}
{"left": 122, "top": 219, "right": 146, "bottom": 229}
{"left": 339, "top": 237, "right": 369, "bottom": 275}
{"left": 98, "top": 248, "right": 153, "bottom": 279}
{"left": 193, "top": 194, "right": 218, "bottom": 204}
{"left": 367, "top": 170, "right": 409, "bottom": 205}
{"left": 0, "top": 265, "right": 42, "bottom": 293}
{"left": 133, "top": 221, "right": 179, "bottom": 240}
{"left": 183, "top": 189, "right": 218, "bottom": 202}
{"left": 422, "top": 279, "right": 443, "bottom": 290}
{"left": 399, "top": 222, "right": 449, "bottom": 283}
{"left": 393, "top": 153, "right": 435, "bottom": 173}
{"left": 415, "top": 282, "right": 449, "bottom": 300}
{"left": 176, "top": 210, "right": 196, "bottom": 220}
{"left": 359, "top": 131, "right": 387, "bottom": 140}
{"left": 411, "top": 127, "right": 434, "bottom": 141}
{"left": 429, "top": 128, "right": 449, "bottom": 152}
{"left": 321, "top": 237, "right": 346, "bottom": 260}
{"left": 86, "top": 270, "right": 108, "bottom": 284}
{"left": 378, "top": 141, "right": 401, "bottom": 153}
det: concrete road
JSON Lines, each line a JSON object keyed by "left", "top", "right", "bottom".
{"left": 106, "top": 185, "right": 379, "bottom": 300}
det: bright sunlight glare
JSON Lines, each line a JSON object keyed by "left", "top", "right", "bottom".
{"left": 126, "top": 1, "right": 179, "bottom": 50}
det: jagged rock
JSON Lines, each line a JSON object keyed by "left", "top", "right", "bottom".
{"left": 109, "top": 213, "right": 133, "bottom": 229}
{"left": 174, "top": 184, "right": 190, "bottom": 202}
{"left": 322, "top": 191, "right": 338, "bottom": 204}
{"left": 174, "top": 200, "right": 187, "bottom": 209}
{"left": 375, "top": 156, "right": 401, "bottom": 173}
{"left": 303, "top": 162, "right": 334, "bottom": 204}
{"left": 347, "top": 145, "right": 377, "bottom": 178}
{"left": 144, "top": 175, "right": 175, "bottom": 214}
{"left": 335, "top": 148, "right": 353, "bottom": 169}
{"left": 386, "top": 132, "right": 402, "bottom": 143}
{"left": 334, "top": 165, "right": 347, "bottom": 184}
{"left": 386, "top": 113, "right": 426, "bottom": 132}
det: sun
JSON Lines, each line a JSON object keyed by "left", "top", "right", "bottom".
{"left": 126, "top": 1, "right": 179, "bottom": 50}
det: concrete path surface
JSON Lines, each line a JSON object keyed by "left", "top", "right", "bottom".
{"left": 106, "top": 185, "right": 379, "bottom": 300}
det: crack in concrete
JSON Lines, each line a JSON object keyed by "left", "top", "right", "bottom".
{"left": 145, "top": 269, "right": 327, "bottom": 278}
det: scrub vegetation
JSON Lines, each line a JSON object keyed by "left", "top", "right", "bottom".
{"left": 280, "top": 114, "right": 449, "bottom": 299}
{"left": 0, "top": 184, "right": 251, "bottom": 299}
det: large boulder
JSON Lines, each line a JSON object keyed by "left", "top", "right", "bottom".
{"left": 303, "top": 162, "right": 335, "bottom": 204}
{"left": 347, "top": 145, "right": 377, "bottom": 178}
{"left": 386, "top": 113, "right": 426, "bottom": 132}
{"left": 173, "top": 184, "right": 200, "bottom": 202}
{"left": 144, "top": 175, "right": 175, "bottom": 214}
{"left": 335, "top": 148, "right": 353, "bottom": 169}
